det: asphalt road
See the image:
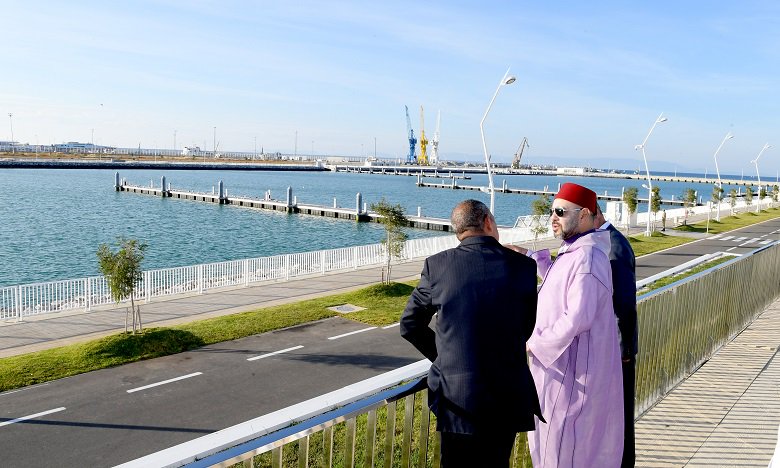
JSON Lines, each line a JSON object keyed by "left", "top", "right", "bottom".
{"left": 2, "top": 218, "right": 779, "bottom": 466}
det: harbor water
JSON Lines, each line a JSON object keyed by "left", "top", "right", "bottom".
{"left": 0, "top": 168, "right": 760, "bottom": 287}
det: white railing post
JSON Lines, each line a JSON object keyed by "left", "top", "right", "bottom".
{"left": 353, "top": 246, "right": 358, "bottom": 270}
{"left": 144, "top": 271, "right": 151, "bottom": 303}
{"left": 85, "top": 278, "right": 91, "bottom": 312}
{"left": 285, "top": 255, "right": 290, "bottom": 281}
{"left": 16, "top": 285, "right": 22, "bottom": 322}
{"left": 321, "top": 250, "right": 326, "bottom": 275}
{"left": 244, "top": 259, "right": 250, "bottom": 287}
{"left": 198, "top": 264, "right": 204, "bottom": 294}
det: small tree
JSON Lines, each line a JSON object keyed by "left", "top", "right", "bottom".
{"left": 370, "top": 199, "right": 408, "bottom": 284}
{"left": 650, "top": 186, "right": 661, "bottom": 229}
{"left": 622, "top": 187, "right": 638, "bottom": 236}
{"left": 745, "top": 186, "right": 754, "bottom": 209}
{"left": 97, "top": 238, "right": 147, "bottom": 334}
{"left": 711, "top": 185, "right": 724, "bottom": 220}
{"left": 759, "top": 187, "right": 767, "bottom": 212}
{"left": 729, "top": 188, "right": 737, "bottom": 215}
{"left": 681, "top": 188, "right": 697, "bottom": 225}
{"left": 772, "top": 185, "right": 779, "bottom": 203}
{"left": 530, "top": 193, "right": 552, "bottom": 249}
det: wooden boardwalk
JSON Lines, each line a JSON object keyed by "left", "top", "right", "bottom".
{"left": 635, "top": 299, "right": 780, "bottom": 466}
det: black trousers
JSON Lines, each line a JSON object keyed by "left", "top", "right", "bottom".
{"left": 440, "top": 431, "right": 517, "bottom": 468}
{"left": 622, "top": 358, "right": 636, "bottom": 468}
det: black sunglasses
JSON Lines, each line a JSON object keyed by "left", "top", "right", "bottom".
{"left": 549, "top": 207, "right": 583, "bottom": 217}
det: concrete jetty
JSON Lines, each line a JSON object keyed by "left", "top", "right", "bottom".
{"left": 115, "top": 173, "right": 453, "bottom": 232}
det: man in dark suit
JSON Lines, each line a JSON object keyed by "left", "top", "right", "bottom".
{"left": 400, "top": 199, "right": 542, "bottom": 468}
{"left": 595, "top": 203, "right": 638, "bottom": 467}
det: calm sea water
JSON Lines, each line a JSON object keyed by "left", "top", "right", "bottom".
{"left": 0, "top": 168, "right": 753, "bottom": 287}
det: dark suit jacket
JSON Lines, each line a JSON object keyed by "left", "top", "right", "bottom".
{"left": 605, "top": 224, "right": 638, "bottom": 358}
{"left": 400, "top": 235, "right": 542, "bottom": 434}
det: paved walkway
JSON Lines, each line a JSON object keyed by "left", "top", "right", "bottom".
{"left": 636, "top": 298, "right": 780, "bottom": 467}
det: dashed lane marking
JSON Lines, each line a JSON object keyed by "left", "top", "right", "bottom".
{"left": 247, "top": 345, "right": 304, "bottom": 361}
{"left": 382, "top": 323, "right": 400, "bottom": 329}
{"left": 726, "top": 246, "right": 738, "bottom": 252}
{"left": 0, "top": 407, "right": 66, "bottom": 428}
{"left": 126, "top": 372, "right": 203, "bottom": 394}
{"left": 328, "top": 327, "right": 377, "bottom": 340}
{"left": 720, "top": 236, "right": 734, "bottom": 241}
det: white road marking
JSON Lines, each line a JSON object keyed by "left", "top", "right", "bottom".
{"left": 126, "top": 372, "right": 203, "bottom": 394}
{"left": 750, "top": 238, "right": 762, "bottom": 243}
{"left": 760, "top": 234, "right": 768, "bottom": 238}
{"left": 247, "top": 345, "right": 304, "bottom": 361}
{"left": 328, "top": 327, "right": 377, "bottom": 340}
{"left": 720, "top": 236, "right": 734, "bottom": 241}
{"left": 382, "top": 323, "right": 400, "bottom": 329}
{"left": 739, "top": 241, "right": 753, "bottom": 247}
{"left": 710, "top": 234, "right": 723, "bottom": 239}
{"left": 727, "top": 246, "right": 738, "bottom": 252}
{"left": 760, "top": 239, "right": 773, "bottom": 245}
{"left": 732, "top": 237, "right": 747, "bottom": 242}
{"left": 0, "top": 407, "right": 66, "bottom": 428}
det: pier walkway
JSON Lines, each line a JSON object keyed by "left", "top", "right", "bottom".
{"left": 636, "top": 297, "right": 780, "bottom": 466}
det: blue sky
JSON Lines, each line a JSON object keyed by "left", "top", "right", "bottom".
{"left": 2, "top": 0, "right": 779, "bottom": 175}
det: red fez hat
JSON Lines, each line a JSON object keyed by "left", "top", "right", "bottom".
{"left": 555, "top": 182, "right": 597, "bottom": 212}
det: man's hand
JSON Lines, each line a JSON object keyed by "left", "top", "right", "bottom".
{"left": 504, "top": 244, "right": 528, "bottom": 255}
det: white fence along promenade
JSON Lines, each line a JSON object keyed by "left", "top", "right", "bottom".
{"left": 0, "top": 226, "right": 550, "bottom": 322}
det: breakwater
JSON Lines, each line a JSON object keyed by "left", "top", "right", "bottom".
{"left": 0, "top": 158, "right": 327, "bottom": 171}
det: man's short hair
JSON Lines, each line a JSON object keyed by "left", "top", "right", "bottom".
{"left": 451, "top": 199, "right": 491, "bottom": 235}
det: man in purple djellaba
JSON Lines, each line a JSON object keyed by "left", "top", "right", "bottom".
{"left": 512, "top": 182, "right": 624, "bottom": 467}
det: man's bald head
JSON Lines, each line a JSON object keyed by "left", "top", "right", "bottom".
{"left": 451, "top": 199, "right": 498, "bottom": 241}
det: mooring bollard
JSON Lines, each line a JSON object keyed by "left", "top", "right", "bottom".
{"left": 333, "top": 197, "right": 337, "bottom": 208}
{"left": 356, "top": 192, "right": 362, "bottom": 214}
{"left": 218, "top": 180, "right": 225, "bottom": 203}
{"left": 161, "top": 176, "right": 167, "bottom": 197}
{"left": 286, "top": 186, "right": 293, "bottom": 207}
{"left": 417, "top": 206, "right": 422, "bottom": 217}
{"left": 114, "top": 172, "right": 120, "bottom": 191}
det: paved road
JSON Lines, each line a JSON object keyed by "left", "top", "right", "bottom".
{"left": 634, "top": 217, "right": 780, "bottom": 280}
{"left": 1, "top": 220, "right": 779, "bottom": 466}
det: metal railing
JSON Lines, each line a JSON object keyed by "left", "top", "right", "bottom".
{"left": 0, "top": 227, "right": 549, "bottom": 322}
{"left": 119, "top": 241, "right": 779, "bottom": 468}
{"left": 634, "top": 240, "right": 780, "bottom": 415}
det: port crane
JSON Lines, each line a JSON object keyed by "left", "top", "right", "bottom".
{"left": 429, "top": 110, "right": 441, "bottom": 165}
{"left": 405, "top": 105, "right": 417, "bottom": 164}
{"left": 418, "top": 106, "right": 428, "bottom": 165}
{"left": 511, "top": 137, "right": 529, "bottom": 169}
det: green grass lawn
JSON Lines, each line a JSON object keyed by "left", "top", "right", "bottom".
{"left": 674, "top": 207, "right": 780, "bottom": 234}
{"left": 638, "top": 256, "right": 733, "bottom": 294}
{"left": 628, "top": 231, "right": 693, "bottom": 257}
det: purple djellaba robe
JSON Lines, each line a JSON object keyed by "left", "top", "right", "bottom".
{"left": 526, "top": 230, "right": 624, "bottom": 467}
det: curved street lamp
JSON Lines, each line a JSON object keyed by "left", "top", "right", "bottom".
{"left": 751, "top": 143, "right": 771, "bottom": 212}
{"left": 711, "top": 132, "right": 734, "bottom": 221}
{"left": 634, "top": 113, "right": 667, "bottom": 236}
{"left": 480, "top": 67, "right": 516, "bottom": 214}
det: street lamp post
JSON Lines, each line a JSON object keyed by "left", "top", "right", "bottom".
{"left": 751, "top": 143, "right": 771, "bottom": 212}
{"left": 711, "top": 132, "right": 734, "bottom": 221}
{"left": 480, "top": 67, "right": 516, "bottom": 214}
{"left": 213, "top": 127, "right": 217, "bottom": 158}
{"left": 634, "top": 113, "right": 667, "bottom": 236}
{"left": 8, "top": 113, "right": 14, "bottom": 154}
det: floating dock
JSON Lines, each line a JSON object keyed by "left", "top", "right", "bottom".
{"left": 115, "top": 174, "right": 453, "bottom": 232}
{"left": 417, "top": 180, "right": 696, "bottom": 206}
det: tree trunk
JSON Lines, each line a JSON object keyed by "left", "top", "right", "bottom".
{"left": 130, "top": 295, "right": 137, "bottom": 334}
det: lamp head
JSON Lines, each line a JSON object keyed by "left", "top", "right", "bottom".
{"left": 657, "top": 117, "right": 668, "bottom": 123}
{"left": 725, "top": 133, "right": 734, "bottom": 140}
{"left": 634, "top": 144, "right": 643, "bottom": 150}
{"left": 503, "top": 75, "right": 517, "bottom": 85}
